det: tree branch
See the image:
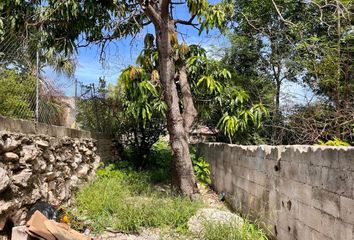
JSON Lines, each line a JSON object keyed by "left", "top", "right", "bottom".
{"left": 175, "top": 14, "right": 197, "bottom": 26}
{"left": 271, "top": 0, "right": 295, "bottom": 26}
{"left": 161, "top": 0, "right": 170, "bottom": 19}
{"left": 141, "top": 2, "right": 162, "bottom": 27}
{"left": 240, "top": 12, "right": 266, "bottom": 34}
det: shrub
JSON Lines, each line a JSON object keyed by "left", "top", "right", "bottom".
{"left": 319, "top": 137, "right": 351, "bottom": 146}
{"left": 192, "top": 156, "right": 211, "bottom": 186}
{"left": 190, "top": 146, "right": 211, "bottom": 186}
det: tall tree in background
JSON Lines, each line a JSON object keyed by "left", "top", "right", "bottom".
{"left": 229, "top": 0, "right": 353, "bottom": 144}
{"left": 230, "top": 0, "right": 303, "bottom": 144}
{"left": 0, "top": 0, "right": 231, "bottom": 196}
{"left": 285, "top": 0, "right": 353, "bottom": 143}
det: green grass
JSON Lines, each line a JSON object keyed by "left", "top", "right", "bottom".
{"left": 73, "top": 165, "right": 203, "bottom": 233}
{"left": 201, "top": 220, "right": 268, "bottom": 240}
{"left": 73, "top": 142, "right": 268, "bottom": 239}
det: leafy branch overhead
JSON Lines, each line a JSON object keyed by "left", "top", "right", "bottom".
{"left": 0, "top": 0, "right": 232, "bottom": 54}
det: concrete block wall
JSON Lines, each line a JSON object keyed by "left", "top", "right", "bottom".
{"left": 198, "top": 143, "right": 354, "bottom": 240}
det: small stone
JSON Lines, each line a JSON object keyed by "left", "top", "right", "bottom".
{"left": 0, "top": 167, "right": 10, "bottom": 192}
{"left": 45, "top": 164, "right": 54, "bottom": 172}
{"left": 3, "top": 138, "right": 20, "bottom": 152}
{"left": 48, "top": 191, "right": 59, "bottom": 205}
{"left": 76, "top": 164, "right": 89, "bottom": 178}
{"left": 56, "top": 155, "right": 62, "bottom": 161}
{"left": 0, "top": 139, "right": 4, "bottom": 153}
{"left": 21, "top": 137, "right": 33, "bottom": 144}
{"left": 48, "top": 181, "right": 56, "bottom": 190}
{"left": 79, "top": 146, "right": 88, "bottom": 152}
{"left": 3, "top": 152, "right": 19, "bottom": 161}
{"left": 58, "top": 184, "right": 66, "bottom": 200}
{"left": 30, "top": 188, "right": 41, "bottom": 203}
{"left": 70, "top": 175, "right": 79, "bottom": 187}
{"left": 83, "top": 229, "right": 91, "bottom": 236}
{"left": 36, "top": 140, "right": 49, "bottom": 148}
{"left": 85, "top": 150, "right": 93, "bottom": 156}
{"left": 65, "top": 179, "right": 71, "bottom": 198}
{"left": 40, "top": 182, "right": 49, "bottom": 198}
{"left": 93, "top": 156, "right": 101, "bottom": 169}
{"left": 20, "top": 145, "right": 39, "bottom": 162}
{"left": 74, "top": 154, "right": 82, "bottom": 164}
{"left": 0, "top": 201, "right": 13, "bottom": 215}
{"left": 43, "top": 150, "right": 55, "bottom": 162}
{"left": 43, "top": 172, "right": 57, "bottom": 181}
{"left": 71, "top": 162, "right": 78, "bottom": 169}
{"left": 33, "top": 158, "right": 47, "bottom": 171}
{"left": 63, "top": 166, "right": 71, "bottom": 177}
{"left": 12, "top": 169, "right": 32, "bottom": 187}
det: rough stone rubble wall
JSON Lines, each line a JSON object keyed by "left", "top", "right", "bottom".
{"left": 198, "top": 143, "right": 354, "bottom": 240}
{"left": 0, "top": 116, "right": 107, "bottom": 230}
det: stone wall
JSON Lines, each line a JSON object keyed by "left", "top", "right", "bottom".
{"left": 198, "top": 143, "right": 354, "bottom": 240}
{"left": 0, "top": 116, "right": 111, "bottom": 231}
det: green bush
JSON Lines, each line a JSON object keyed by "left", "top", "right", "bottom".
{"left": 319, "top": 137, "right": 351, "bottom": 146}
{"left": 146, "top": 139, "right": 172, "bottom": 183}
{"left": 0, "top": 69, "right": 35, "bottom": 119}
{"left": 190, "top": 146, "right": 211, "bottom": 186}
{"left": 193, "top": 156, "right": 211, "bottom": 185}
{"left": 74, "top": 165, "right": 203, "bottom": 233}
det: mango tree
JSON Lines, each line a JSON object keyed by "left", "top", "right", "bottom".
{"left": 0, "top": 0, "right": 232, "bottom": 196}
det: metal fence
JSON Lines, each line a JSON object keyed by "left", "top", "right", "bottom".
{"left": 0, "top": 30, "right": 78, "bottom": 127}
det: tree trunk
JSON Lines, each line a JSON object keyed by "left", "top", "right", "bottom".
{"left": 271, "top": 64, "right": 282, "bottom": 145}
{"left": 154, "top": 20, "right": 197, "bottom": 196}
{"left": 179, "top": 64, "right": 197, "bottom": 134}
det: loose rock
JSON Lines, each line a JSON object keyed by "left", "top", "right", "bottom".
{"left": 12, "top": 169, "right": 32, "bottom": 187}
{"left": 20, "top": 145, "right": 39, "bottom": 162}
{"left": 187, "top": 208, "right": 244, "bottom": 234}
{"left": 36, "top": 140, "right": 49, "bottom": 148}
{"left": 3, "top": 152, "right": 19, "bottom": 161}
{"left": 0, "top": 167, "right": 10, "bottom": 192}
{"left": 76, "top": 164, "right": 89, "bottom": 178}
{"left": 3, "top": 138, "right": 20, "bottom": 152}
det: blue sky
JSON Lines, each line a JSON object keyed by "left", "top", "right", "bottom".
{"left": 46, "top": 7, "right": 228, "bottom": 96}
{"left": 44, "top": 7, "right": 311, "bottom": 107}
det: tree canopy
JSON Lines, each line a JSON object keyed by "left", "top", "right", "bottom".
{"left": 1, "top": 0, "right": 353, "bottom": 197}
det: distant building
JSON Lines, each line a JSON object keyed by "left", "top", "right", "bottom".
{"left": 189, "top": 126, "right": 218, "bottom": 143}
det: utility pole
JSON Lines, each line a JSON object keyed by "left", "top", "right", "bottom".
{"left": 35, "top": 24, "right": 43, "bottom": 122}
{"left": 74, "top": 78, "right": 78, "bottom": 129}
{"left": 35, "top": 47, "right": 39, "bottom": 122}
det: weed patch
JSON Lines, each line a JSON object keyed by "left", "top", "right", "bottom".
{"left": 201, "top": 220, "right": 268, "bottom": 240}
{"left": 73, "top": 165, "right": 202, "bottom": 233}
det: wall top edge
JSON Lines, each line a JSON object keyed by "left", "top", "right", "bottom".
{"left": 199, "top": 142, "right": 354, "bottom": 150}
{"left": 0, "top": 115, "right": 109, "bottom": 140}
